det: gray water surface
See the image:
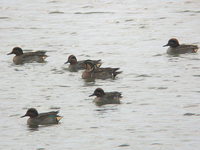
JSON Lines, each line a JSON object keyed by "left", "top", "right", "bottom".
{"left": 0, "top": 0, "right": 200, "bottom": 150}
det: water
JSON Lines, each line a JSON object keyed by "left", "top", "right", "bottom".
{"left": 0, "top": 0, "right": 200, "bottom": 149}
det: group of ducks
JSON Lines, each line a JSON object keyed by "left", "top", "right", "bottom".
{"left": 7, "top": 38, "right": 198, "bottom": 127}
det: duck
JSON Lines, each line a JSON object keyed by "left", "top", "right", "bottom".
{"left": 163, "top": 38, "right": 199, "bottom": 54}
{"left": 65, "top": 55, "right": 102, "bottom": 72}
{"left": 82, "top": 60, "right": 122, "bottom": 80}
{"left": 7, "top": 47, "right": 47, "bottom": 65}
{"left": 89, "top": 88, "right": 122, "bottom": 106}
{"left": 21, "top": 108, "right": 62, "bottom": 126}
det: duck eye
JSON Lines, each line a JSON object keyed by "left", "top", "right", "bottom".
{"left": 169, "top": 40, "right": 174, "bottom": 44}
{"left": 96, "top": 92, "right": 101, "bottom": 95}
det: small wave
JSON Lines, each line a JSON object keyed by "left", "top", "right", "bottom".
{"left": 74, "top": 12, "right": 114, "bottom": 14}
{"left": 118, "top": 144, "right": 130, "bottom": 147}
{"left": 49, "top": 106, "right": 61, "bottom": 109}
{"left": 193, "top": 75, "right": 200, "bottom": 77}
{"left": 177, "top": 10, "right": 200, "bottom": 13}
{"left": 184, "top": 113, "right": 200, "bottom": 116}
{"left": 136, "top": 74, "right": 152, "bottom": 77}
{"left": 49, "top": 11, "right": 64, "bottom": 14}
{"left": 0, "top": 17, "right": 10, "bottom": 19}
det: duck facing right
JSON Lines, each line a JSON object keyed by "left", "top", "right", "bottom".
{"left": 163, "top": 38, "right": 198, "bottom": 54}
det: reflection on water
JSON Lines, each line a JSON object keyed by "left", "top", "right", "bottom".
{"left": 28, "top": 125, "right": 39, "bottom": 132}
{"left": 27, "top": 123, "right": 62, "bottom": 132}
{"left": 118, "top": 144, "right": 130, "bottom": 147}
{"left": 83, "top": 81, "right": 97, "bottom": 87}
{"left": 95, "top": 106, "right": 119, "bottom": 112}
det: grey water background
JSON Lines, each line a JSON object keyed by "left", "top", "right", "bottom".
{"left": 0, "top": 0, "right": 200, "bottom": 149}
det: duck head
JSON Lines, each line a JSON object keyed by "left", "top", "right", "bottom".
{"left": 65, "top": 55, "right": 77, "bottom": 64}
{"left": 163, "top": 38, "right": 180, "bottom": 48}
{"left": 89, "top": 88, "right": 105, "bottom": 97}
{"left": 21, "top": 108, "right": 39, "bottom": 118}
{"left": 7, "top": 47, "right": 24, "bottom": 56}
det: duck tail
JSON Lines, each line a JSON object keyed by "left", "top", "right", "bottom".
{"left": 192, "top": 45, "right": 199, "bottom": 53}
{"left": 113, "top": 71, "right": 122, "bottom": 78}
{"left": 113, "top": 68, "right": 120, "bottom": 71}
{"left": 56, "top": 116, "right": 63, "bottom": 122}
{"left": 96, "top": 59, "right": 102, "bottom": 67}
{"left": 97, "top": 59, "right": 102, "bottom": 62}
{"left": 119, "top": 92, "right": 123, "bottom": 98}
{"left": 35, "top": 51, "right": 48, "bottom": 57}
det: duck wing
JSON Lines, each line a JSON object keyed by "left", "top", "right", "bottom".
{"left": 32, "top": 111, "right": 62, "bottom": 125}
{"left": 38, "top": 111, "right": 62, "bottom": 123}
{"left": 95, "top": 67, "right": 119, "bottom": 73}
{"left": 105, "top": 92, "right": 122, "bottom": 99}
{"left": 38, "top": 111, "right": 60, "bottom": 117}
{"left": 178, "top": 44, "right": 199, "bottom": 53}
{"left": 96, "top": 67, "right": 122, "bottom": 77}
{"left": 78, "top": 59, "right": 102, "bottom": 68}
{"left": 20, "top": 51, "right": 47, "bottom": 63}
{"left": 22, "top": 51, "right": 47, "bottom": 57}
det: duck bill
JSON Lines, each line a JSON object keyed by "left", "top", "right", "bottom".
{"left": 64, "top": 61, "right": 69, "bottom": 64}
{"left": 20, "top": 114, "right": 27, "bottom": 118}
{"left": 89, "top": 93, "right": 95, "bottom": 97}
{"left": 163, "top": 44, "right": 169, "bottom": 47}
{"left": 7, "top": 52, "right": 13, "bottom": 55}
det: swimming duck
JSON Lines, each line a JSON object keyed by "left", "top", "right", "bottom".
{"left": 82, "top": 60, "right": 122, "bottom": 80}
{"left": 163, "top": 38, "right": 199, "bottom": 54}
{"left": 65, "top": 55, "right": 102, "bottom": 72}
{"left": 21, "top": 108, "right": 62, "bottom": 126}
{"left": 7, "top": 47, "right": 47, "bottom": 65}
{"left": 89, "top": 88, "right": 122, "bottom": 106}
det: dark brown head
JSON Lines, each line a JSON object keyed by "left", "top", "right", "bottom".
{"left": 65, "top": 55, "right": 77, "bottom": 64}
{"left": 7, "top": 47, "right": 24, "bottom": 56}
{"left": 163, "top": 38, "right": 180, "bottom": 48}
{"left": 89, "top": 88, "right": 105, "bottom": 97}
{"left": 21, "top": 108, "right": 39, "bottom": 118}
